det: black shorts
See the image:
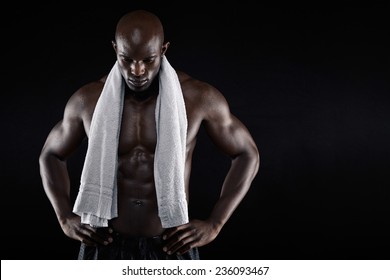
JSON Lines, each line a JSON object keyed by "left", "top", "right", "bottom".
{"left": 78, "top": 232, "right": 200, "bottom": 260}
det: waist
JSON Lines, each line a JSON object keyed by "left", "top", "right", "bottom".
{"left": 108, "top": 216, "right": 164, "bottom": 238}
{"left": 98, "top": 226, "right": 163, "bottom": 240}
{"left": 112, "top": 231, "right": 164, "bottom": 246}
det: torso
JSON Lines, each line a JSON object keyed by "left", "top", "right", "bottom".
{"left": 82, "top": 71, "right": 204, "bottom": 236}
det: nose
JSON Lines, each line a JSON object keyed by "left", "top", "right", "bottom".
{"left": 130, "top": 61, "right": 145, "bottom": 76}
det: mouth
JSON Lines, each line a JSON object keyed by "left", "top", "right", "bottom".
{"left": 128, "top": 79, "right": 148, "bottom": 87}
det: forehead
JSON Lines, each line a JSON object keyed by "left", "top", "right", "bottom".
{"left": 116, "top": 33, "right": 161, "bottom": 56}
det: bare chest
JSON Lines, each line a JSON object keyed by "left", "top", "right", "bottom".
{"left": 84, "top": 95, "right": 202, "bottom": 156}
{"left": 118, "top": 99, "right": 157, "bottom": 155}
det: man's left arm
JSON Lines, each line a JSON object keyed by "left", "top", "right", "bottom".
{"left": 163, "top": 87, "right": 260, "bottom": 255}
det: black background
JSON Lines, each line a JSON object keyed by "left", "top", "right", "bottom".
{"left": 2, "top": 4, "right": 389, "bottom": 260}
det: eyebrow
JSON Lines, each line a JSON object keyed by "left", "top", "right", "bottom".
{"left": 119, "top": 53, "right": 158, "bottom": 60}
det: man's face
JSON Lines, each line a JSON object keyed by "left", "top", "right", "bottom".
{"left": 114, "top": 35, "right": 163, "bottom": 92}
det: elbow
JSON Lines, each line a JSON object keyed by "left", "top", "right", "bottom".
{"left": 251, "top": 144, "right": 260, "bottom": 175}
{"left": 39, "top": 147, "right": 52, "bottom": 165}
{"left": 39, "top": 149, "right": 47, "bottom": 166}
{"left": 39, "top": 148, "right": 63, "bottom": 169}
{"left": 235, "top": 143, "right": 260, "bottom": 175}
{"left": 39, "top": 148, "right": 50, "bottom": 173}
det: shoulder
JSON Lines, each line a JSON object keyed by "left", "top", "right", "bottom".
{"left": 64, "top": 76, "right": 106, "bottom": 119}
{"left": 177, "top": 71, "right": 229, "bottom": 107}
{"left": 177, "top": 70, "right": 230, "bottom": 118}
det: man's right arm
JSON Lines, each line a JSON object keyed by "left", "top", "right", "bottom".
{"left": 39, "top": 89, "right": 113, "bottom": 246}
{"left": 39, "top": 89, "right": 86, "bottom": 221}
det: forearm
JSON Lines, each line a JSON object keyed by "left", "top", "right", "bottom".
{"left": 39, "top": 152, "right": 75, "bottom": 224}
{"left": 207, "top": 151, "right": 259, "bottom": 231}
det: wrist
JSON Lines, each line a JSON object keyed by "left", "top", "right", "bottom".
{"left": 57, "top": 212, "right": 76, "bottom": 226}
{"left": 207, "top": 218, "right": 224, "bottom": 234}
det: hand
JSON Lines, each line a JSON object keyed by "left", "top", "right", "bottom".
{"left": 59, "top": 214, "right": 113, "bottom": 246}
{"left": 162, "top": 219, "right": 221, "bottom": 255}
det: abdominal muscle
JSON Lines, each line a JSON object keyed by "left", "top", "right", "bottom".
{"left": 109, "top": 147, "right": 164, "bottom": 237}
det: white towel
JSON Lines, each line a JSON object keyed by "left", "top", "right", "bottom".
{"left": 73, "top": 55, "right": 189, "bottom": 228}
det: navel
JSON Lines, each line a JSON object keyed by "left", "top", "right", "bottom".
{"left": 133, "top": 200, "right": 143, "bottom": 206}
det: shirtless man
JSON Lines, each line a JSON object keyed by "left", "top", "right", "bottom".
{"left": 39, "top": 9, "right": 259, "bottom": 260}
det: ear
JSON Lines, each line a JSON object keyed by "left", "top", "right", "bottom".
{"left": 161, "top": 42, "right": 170, "bottom": 56}
{"left": 111, "top": 40, "right": 117, "bottom": 52}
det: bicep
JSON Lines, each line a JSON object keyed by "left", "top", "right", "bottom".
{"left": 41, "top": 101, "right": 86, "bottom": 160}
{"left": 204, "top": 114, "right": 255, "bottom": 157}
{"left": 43, "top": 120, "right": 85, "bottom": 160}
{"left": 203, "top": 99, "right": 256, "bottom": 158}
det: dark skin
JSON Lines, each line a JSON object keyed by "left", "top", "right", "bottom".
{"left": 39, "top": 10, "right": 259, "bottom": 256}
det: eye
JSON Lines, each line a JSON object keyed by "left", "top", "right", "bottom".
{"left": 121, "top": 56, "right": 132, "bottom": 63}
{"left": 144, "top": 57, "right": 155, "bottom": 64}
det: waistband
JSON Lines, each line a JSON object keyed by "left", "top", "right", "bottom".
{"left": 110, "top": 231, "right": 163, "bottom": 245}
{"left": 96, "top": 227, "right": 164, "bottom": 244}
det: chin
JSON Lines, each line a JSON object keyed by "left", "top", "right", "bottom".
{"left": 127, "top": 82, "right": 149, "bottom": 92}
{"left": 132, "top": 85, "right": 149, "bottom": 92}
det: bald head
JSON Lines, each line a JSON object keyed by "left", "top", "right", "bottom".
{"left": 112, "top": 10, "right": 169, "bottom": 92}
{"left": 115, "top": 10, "right": 164, "bottom": 47}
